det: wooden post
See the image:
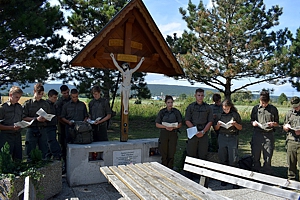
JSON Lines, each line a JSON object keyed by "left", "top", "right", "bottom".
{"left": 120, "top": 93, "right": 129, "bottom": 142}
{"left": 120, "top": 18, "right": 135, "bottom": 142}
{"left": 23, "top": 176, "right": 36, "bottom": 200}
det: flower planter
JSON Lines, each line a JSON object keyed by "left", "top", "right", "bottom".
{"left": 0, "top": 160, "right": 62, "bottom": 200}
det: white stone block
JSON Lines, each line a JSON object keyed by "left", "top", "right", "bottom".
{"left": 66, "top": 138, "right": 161, "bottom": 186}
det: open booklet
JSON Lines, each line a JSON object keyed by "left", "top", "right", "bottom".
{"left": 254, "top": 120, "right": 269, "bottom": 129}
{"left": 218, "top": 119, "right": 233, "bottom": 129}
{"left": 187, "top": 126, "right": 198, "bottom": 139}
{"left": 14, "top": 119, "right": 34, "bottom": 128}
{"left": 290, "top": 126, "right": 300, "bottom": 131}
{"left": 162, "top": 122, "right": 178, "bottom": 128}
{"left": 36, "top": 108, "right": 55, "bottom": 121}
{"left": 87, "top": 117, "right": 103, "bottom": 124}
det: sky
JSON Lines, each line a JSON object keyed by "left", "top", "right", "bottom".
{"left": 139, "top": 0, "right": 300, "bottom": 96}
{"left": 49, "top": 0, "right": 300, "bottom": 97}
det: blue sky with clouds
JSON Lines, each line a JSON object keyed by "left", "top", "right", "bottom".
{"left": 142, "top": 0, "right": 300, "bottom": 96}
{"left": 49, "top": 0, "right": 300, "bottom": 96}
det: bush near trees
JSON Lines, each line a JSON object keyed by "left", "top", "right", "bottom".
{"left": 278, "top": 93, "right": 288, "bottom": 105}
{"left": 178, "top": 94, "right": 187, "bottom": 101}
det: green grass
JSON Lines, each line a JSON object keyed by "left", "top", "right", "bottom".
{"left": 108, "top": 101, "right": 291, "bottom": 178}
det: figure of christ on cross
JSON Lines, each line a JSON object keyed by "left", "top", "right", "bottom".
{"left": 110, "top": 53, "right": 145, "bottom": 115}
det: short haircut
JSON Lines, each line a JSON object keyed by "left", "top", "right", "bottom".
{"left": 9, "top": 86, "right": 23, "bottom": 95}
{"left": 91, "top": 85, "right": 101, "bottom": 93}
{"left": 164, "top": 95, "right": 173, "bottom": 103}
{"left": 60, "top": 84, "right": 69, "bottom": 92}
{"left": 212, "top": 93, "right": 221, "bottom": 102}
{"left": 48, "top": 89, "right": 58, "bottom": 97}
{"left": 195, "top": 88, "right": 204, "bottom": 94}
{"left": 34, "top": 83, "right": 44, "bottom": 93}
{"left": 260, "top": 90, "right": 270, "bottom": 102}
{"left": 70, "top": 88, "right": 78, "bottom": 94}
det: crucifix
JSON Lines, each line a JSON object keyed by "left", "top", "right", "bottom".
{"left": 70, "top": 0, "right": 184, "bottom": 142}
{"left": 109, "top": 51, "right": 145, "bottom": 141}
{"left": 110, "top": 53, "right": 144, "bottom": 115}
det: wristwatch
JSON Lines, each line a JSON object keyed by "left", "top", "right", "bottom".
{"left": 201, "top": 130, "right": 205, "bottom": 134}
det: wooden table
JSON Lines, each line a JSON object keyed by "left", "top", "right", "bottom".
{"left": 100, "top": 162, "right": 229, "bottom": 200}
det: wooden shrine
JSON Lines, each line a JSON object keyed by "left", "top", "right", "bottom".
{"left": 70, "top": 0, "right": 184, "bottom": 142}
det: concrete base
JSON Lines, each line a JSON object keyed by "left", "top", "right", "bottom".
{"left": 0, "top": 160, "right": 62, "bottom": 200}
{"left": 66, "top": 138, "right": 161, "bottom": 186}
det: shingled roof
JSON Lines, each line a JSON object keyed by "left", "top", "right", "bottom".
{"left": 70, "top": 0, "right": 184, "bottom": 77}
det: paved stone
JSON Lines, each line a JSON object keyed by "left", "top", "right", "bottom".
{"left": 50, "top": 176, "right": 123, "bottom": 200}
{"left": 49, "top": 176, "right": 287, "bottom": 200}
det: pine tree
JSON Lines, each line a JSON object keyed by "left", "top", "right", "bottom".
{"left": 289, "top": 28, "right": 300, "bottom": 90}
{"left": 0, "top": 0, "right": 65, "bottom": 88}
{"left": 168, "top": 0, "right": 292, "bottom": 100}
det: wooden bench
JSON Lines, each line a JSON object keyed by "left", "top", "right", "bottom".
{"left": 184, "top": 156, "right": 300, "bottom": 200}
{"left": 100, "top": 162, "right": 230, "bottom": 200}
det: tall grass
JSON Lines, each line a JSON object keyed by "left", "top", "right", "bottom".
{"left": 109, "top": 99, "right": 291, "bottom": 178}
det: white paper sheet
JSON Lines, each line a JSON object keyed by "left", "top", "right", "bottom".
{"left": 87, "top": 117, "right": 102, "bottom": 124}
{"left": 187, "top": 126, "right": 198, "bottom": 139}
{"left": 36, "top": 108, "right": 55, "bottom": 121}
{"left": 218, "top": 119, "right": 233, "bottom": 129}
{"left": 14, "top": 119, "right": 34, "bottom": 128}
{"left": 162, "top": 122, "right": 178, "bottom": 128}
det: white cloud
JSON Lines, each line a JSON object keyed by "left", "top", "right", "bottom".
{"left": 207, "top": 0, "right": 214, "bottom": 9}
{"left": 158, "top": 22, "right": 184, "bottom": 37}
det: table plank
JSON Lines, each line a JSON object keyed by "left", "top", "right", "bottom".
{"left": 101, "top": 162, "right": 230, "bottom": 200}
{"left": 125, "top": 164, "right": 187, "bottom": 199}
{"left": 118, "top": 165, "right": 171, "bottom": 199}
{"left": 109, "top": 165, "right": 156, "bottom": 200}
{"left": 100, "top": 166, "right": 140, "bottom": 200}
{"left": 135, "top": 163, "right": 209, "bottom": 199}
{"left": 148, "top": 162, "right": 231, "bottom": 200}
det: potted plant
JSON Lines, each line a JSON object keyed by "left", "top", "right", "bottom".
{"left": 0, "top": 142, "right": 62, "bottom": 200}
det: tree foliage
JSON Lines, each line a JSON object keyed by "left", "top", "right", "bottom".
{"left": 277, "top": 93, "right": 288, "bottom": 105}
{"left": 168, "top": 0, "right": 292, "bottom": 100}
{"left": 58, "top": 0, "right": 150, "bottom": 100}
{"left": 231, "top": 90, "right": 252, "bottom": 103}
{"left": 289, "top": 28, "right": 300, "bottom": 90}
{"left": 0, "top": 0, "right": 66, "bottom": 88}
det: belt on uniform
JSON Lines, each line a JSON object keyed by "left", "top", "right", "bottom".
{"left": 290, "top": 138, "right": 300, "bottom": 142}
{"left": 220, "top": 133, "right": 237, "bottom": 137}
{"left": 29, "top": 126, "right": 46, "bottom": 128}
{"left": 261, "top": 129, "right": 274, "bottom": 133}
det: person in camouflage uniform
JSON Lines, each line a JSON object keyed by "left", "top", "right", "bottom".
{"left": 283, "top": 96, "right": 300, "bottom": 180}
{"left": 0, "top": 86, "right": 23, "bottom": 160}
{"left": 250, "top": 90, "right": 279, "bottom": 175}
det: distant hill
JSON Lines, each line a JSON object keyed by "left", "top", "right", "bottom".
{"left": 147, "top": 84, "right": 216, "bottom": 97}
{"left": 0, "top": 83, "right": 281, "bottom": 99}
{"left": 0, "top": 83, "right": 74, "bottom": 95}
{"left": 1, "top": 83, "right": 211, "bottom": 97}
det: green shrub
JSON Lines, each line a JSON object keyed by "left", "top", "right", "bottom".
{"left": 0, "top": 142, "right": 48, "bottom": 180}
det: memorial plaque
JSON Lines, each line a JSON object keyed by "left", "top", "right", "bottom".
{"left": 117, "top": 54, "right": 137, "bottom": 62}
{"left": 109, "top": 39, "right": 123, "bottom": 47}
{"left": 113, "top": 149, "right": 142, "bottom": 165}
